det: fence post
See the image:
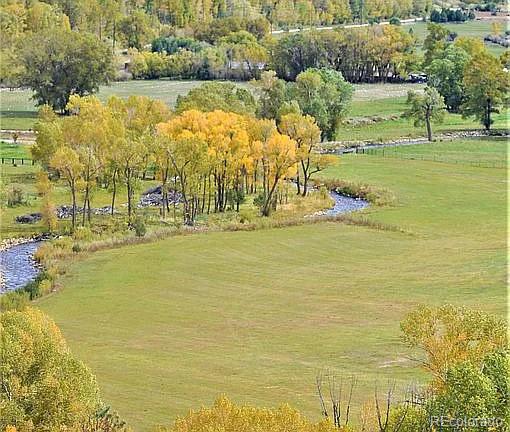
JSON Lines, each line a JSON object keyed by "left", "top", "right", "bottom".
{"left": 12, "top": 158, "right": 14, "bottom": 165}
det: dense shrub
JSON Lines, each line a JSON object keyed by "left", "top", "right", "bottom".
{"left": 152, "top": 36, "right": 205, "bottom": 54}
{"left": 0, "top": 290, "right": 29, "bottom": 312}
{"left": 21, "top": 271, "right": 53, "bottom": 300}
{"left": 132, "top": 216, "right": 146, "bottom": 237}
{"left": 430, "top": 8, "right": 474, "bottom": 23}
{"left": 318, "top": 178, "right": 396, "bottom": 206}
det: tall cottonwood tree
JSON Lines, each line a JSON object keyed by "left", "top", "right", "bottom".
{"left": 108, "top": 95, "right": 170, "bottom": 223}
{"left": 50, "top": 147, "right": 83, "bottom": 231}
{"left": 279, "top": 113, "right": 327, "bottom": 196}
{"left": 461, "top": 51, "right": 510, "bottom": 130}
{"left": 404, "top": 87, "right": 446, "bottom": 141}
{"left": 19, "top": 30, "right": 114, "bottom": 112}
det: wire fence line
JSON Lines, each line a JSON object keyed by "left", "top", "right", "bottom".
{"left": 357, "top": 148, "right": 506, "bottom": 169}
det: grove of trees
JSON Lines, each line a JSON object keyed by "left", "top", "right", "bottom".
{"left": 423, "top": 24, "right": 510, "bottom": 130}
{"left": 271, "top": 25, "right": 417, "bottom": 82}
{"left": 33, "top": 90, "right": 333, "bottom": 228}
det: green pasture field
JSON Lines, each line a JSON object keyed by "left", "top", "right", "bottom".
{"left": 0, "top": 81, "right": 208, "bottom": 131}
{"left": 0, "top": 81, "right": 424, "bottom": 131}
{"left": 37, "top": 138, "right": 507, "bottom": 431}
{"left": 406, "top": 19, "right": 508, "bottom": 55}
{"left": 0, "top": 140, "right": 31, "bottom": 158}
{"left": 363, "top": 137, "right": 508, "bottom": 167}
{"left": 2, "top": 81, "right": 505, "bottom": 143}
{"left": 339, "top": 104, "right": 508, "bottom": 141}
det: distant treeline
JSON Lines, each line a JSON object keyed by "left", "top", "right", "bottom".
{"left": 430, "top": 8, "right": 475, "bottom": 23}
{"left": 130, "top": 24, "right": 417, "bottom": 83}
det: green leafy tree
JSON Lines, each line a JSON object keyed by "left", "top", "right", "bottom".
{"left": 426, "top": 44, "right": 470, "bottom": 112}
{"left": 176, "top": 82, "right": 257, "bottom": 115}
{"left": 20, "top": 29, "right": 114, "bottom": 112}
{"left": 292, "top": 68, "right": 353, "bottom": 141}
{"left": 404, "top": 87, "right": 446, "bottom": 141}
{"left": 0, "top": 308, "right": 100, "bottom": 431}
{"left": 427, "top": 352, "right": 510, "bottom": 432}
{"left": 219, "top": 30, "right": 268, "bottom": 78}
{"left": 118, "top": 9, "right": 154, "bottom": 49}
{"left": 400, "top": 304, "right": 508, "bottom": 387}
{"left": 461, "top": 51, "right": 510, "bottom": 130}
{"left": 255, "top": 70, "right": 289, "bottom": 119}
{"left": 423, "top": 22, "right": 451, "bottom": 66}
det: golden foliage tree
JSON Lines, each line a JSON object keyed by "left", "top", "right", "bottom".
{"left": 161, "top": 396, "right": 338, "bottom": 432}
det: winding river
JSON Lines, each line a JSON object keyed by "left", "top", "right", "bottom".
{"left": 0, "top": 192, "right": 368, "bottom": 293}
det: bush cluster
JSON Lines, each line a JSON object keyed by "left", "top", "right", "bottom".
{"left": 318, "top": 178, "right": 396, "bottom": 206}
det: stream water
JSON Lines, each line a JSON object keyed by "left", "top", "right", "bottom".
{"left": 0, "top": 241, "right": 42, "bottom": 293}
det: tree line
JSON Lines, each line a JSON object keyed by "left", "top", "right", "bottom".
{"left": 0, "top": 0, "right": 431, "bottom": 89}
{"left": 423, "top": 23, "right": 509, "bottom": 131}
{"left": 127, "top": 23, "right": 418, "bottom": 83}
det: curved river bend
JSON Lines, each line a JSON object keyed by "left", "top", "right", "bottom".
{"left": 0, "top": 193, "right": 368, "bottom": 292}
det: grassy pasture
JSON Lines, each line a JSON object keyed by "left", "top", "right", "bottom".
{"left": 407, "top": 19, "right": 508, "bottom": 55}
{"left": 37, "top": 138, "right": 507, "bottom": 431}
{"left": 0, "top": 141, "right": 31, "bottom": 158}
{"left": 0, "top": 81, "right": 208, "bottom": 131}
{"left": 344, "top": 93, "right": 508, "bottom": 142}
{"left": 363, "top": 137, "right": 508, "bottom": 167}
{"left": 0, "top": 81, "right": 424, "bottom": 131}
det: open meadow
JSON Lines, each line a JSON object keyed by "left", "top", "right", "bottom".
{"left": 36, "top": 138, "right": 507, "bottom": 430}
{"left": 403, "top": 19, "right": 507, "bottom": 55}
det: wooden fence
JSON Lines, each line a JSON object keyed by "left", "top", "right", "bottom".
{"left": 1, "top": 157, "right": 35, "bottom": 165}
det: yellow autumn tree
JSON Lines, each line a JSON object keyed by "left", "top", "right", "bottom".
{"left": 161, "top": 396, "right": 338, "bottom": 432}
{"left": 50, "top": 146, "right": 83, "bottom": 231}
{"left": 279, "top": 113, "right": 334, "bottom": 196}
{"left": 260, "top": 132, "right": 296, "bottom": 216}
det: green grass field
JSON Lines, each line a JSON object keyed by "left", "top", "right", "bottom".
{"left": 0, "top": 81, "right": 209, "bottom": 131}
{"left": 37, "top": 138, "right": 507, "bottom": 431}
{"left": 0, "top": 81, "right": 425, "bottom": 131}
{"left": 2, "top": 81, "right": 505, "bottom": 143}
{"left": 407, "top": 19, "right": 508, "bottom": 55}
{"left": 346, "top": 91, "right": 508, "bottom": 142}
{"left": 0, "top": 141, "right": 30, "bottom": 158}
{"left": 364, "top": 137, "right": 508, "bottom": 167}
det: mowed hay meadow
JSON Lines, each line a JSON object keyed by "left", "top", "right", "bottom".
{"left": 37, "top": 139, "right": 507, "bottom": 430}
